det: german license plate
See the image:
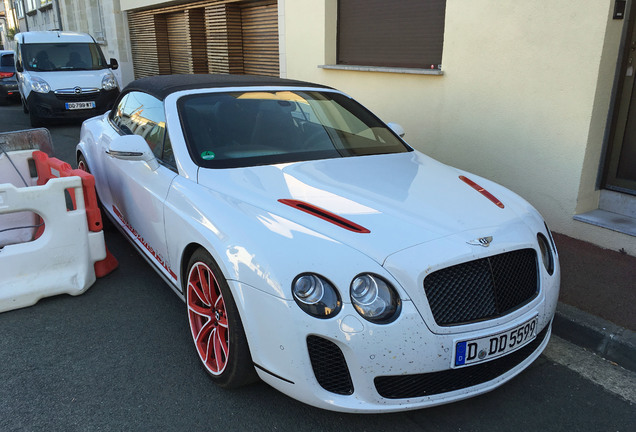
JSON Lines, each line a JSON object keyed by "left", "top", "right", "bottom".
{"left": 65, "top": 101, "right": 96, "bottom": 110}
{"left": 454, "top": 316, "right": 538, "bottom": 367}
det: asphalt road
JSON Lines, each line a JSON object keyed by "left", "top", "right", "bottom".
{"left": 1, "top": 102, "right": 634, "bottom": 431}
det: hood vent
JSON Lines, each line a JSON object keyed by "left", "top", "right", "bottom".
{"left": 278, "top": 199, "right": 371, "bottom": 233}
{"left": 459, "top": 176, "right": 505, "bottom": 209}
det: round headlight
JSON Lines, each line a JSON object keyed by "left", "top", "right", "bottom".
{"left": 537, "top": 233, "right": 554, "bottom": 275}
{"left": 292, "top": 274, "right": 341, "bottom": 319}
{"left": 31, "top": 77, "right": 51, "bottom": 93}
{"left": 101, "top": 73, "right": 118, "bottom": 91}
{"left": 350, "top": 274, "right": 400, "bottom": 324}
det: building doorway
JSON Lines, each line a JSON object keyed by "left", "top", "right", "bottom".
{"left": 605, "top": 10, "right": 636, "bottom": 195}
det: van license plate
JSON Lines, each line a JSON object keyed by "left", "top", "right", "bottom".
{"left": 454, "top": 316, "right": 538, "bottom": 367}
{"left": 65, "top": 101, "right": 96, "bottom": 110}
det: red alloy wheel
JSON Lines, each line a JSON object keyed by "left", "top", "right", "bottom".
{"left": 187, "top": 261, "right": 230, "bottom": 375}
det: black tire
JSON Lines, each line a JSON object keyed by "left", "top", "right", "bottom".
{"left": 185, "top": 248, "right": 257, "bottom": 388}
{"left": 77, "top": 153, "right": 112, "bottom": 231}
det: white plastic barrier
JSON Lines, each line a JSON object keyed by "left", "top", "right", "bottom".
{"left": 0, "top": 150, "right": 38, "bottom": 247}
{"left": 0, "top": 176, "right": 107, "bottom": 312}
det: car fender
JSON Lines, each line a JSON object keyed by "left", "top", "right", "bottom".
{"left": 164, "top": 177, "right": 406, "bottom": 302}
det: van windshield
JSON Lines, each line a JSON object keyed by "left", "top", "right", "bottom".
{"left": 22, "top": 43, "right": 107, "bottom": 72}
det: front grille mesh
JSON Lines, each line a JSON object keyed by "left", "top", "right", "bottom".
{"left": 374, "top": 324, "right": 549, "bottom": 399}
{"left": 424, "top": 249, "right": 538, "bottom": 326}
{"left": 307, "top": 336, "right": 354, "bottom": 395}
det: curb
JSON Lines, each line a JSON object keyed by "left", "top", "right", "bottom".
{"left": 553, "top": 302, "right": 636, "bottom": 373}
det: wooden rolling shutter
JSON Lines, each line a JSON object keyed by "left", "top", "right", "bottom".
{"left": 205, "top": 4, "right": 244, "bottom": 74}
{"left": 128, "top": 12, "right": 163, "bottom": 78}
{"left": 241, "top": 1, "right": 279, "bottom": 76}
{"left": 186, "top": 8, "right": 209, "bottom": 74}
{"left": 128, "top": 0, "right": 280, "bottom": 79}
{"left": 338, "top": 0, "right": 446, "bottom": 69}
{"left": 166, "top": 12, "right": 190, "bottom": 74}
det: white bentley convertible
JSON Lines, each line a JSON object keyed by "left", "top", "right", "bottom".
{"left": 76, "top": 74, "right": 560, "bottom": 413}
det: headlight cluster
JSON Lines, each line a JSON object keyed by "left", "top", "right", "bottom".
{"left": 292, "top": 272, "right": 401, "bottom": 324}
{"left": 537, "top": 223, "right": 556, "bottom": 275}
{"left": 351, "top": 274, "right": 401, "bottom": 323}
{"left": 101, "top": 73, "right": 118, "bottom": 91}
{"left": 31, "top": 77, "right": 51, "bottom": 93}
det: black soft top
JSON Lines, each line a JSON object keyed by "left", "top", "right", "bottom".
{"left": 121, "top": 74, "right": 331, "bottom": 101}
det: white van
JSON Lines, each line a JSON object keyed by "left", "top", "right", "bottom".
{"left": 14, "top": 31, "right": 120, "bottom": 127}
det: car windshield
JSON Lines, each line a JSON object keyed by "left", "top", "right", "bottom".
{"left": 178, "top": 90, "right": 411, "bottom": 168}
{"left": 22, "top": 43, "right": 107, "bottom": 72}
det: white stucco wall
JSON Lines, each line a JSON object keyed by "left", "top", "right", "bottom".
{"left": 284, "top": 0, "right": 635, "bottom": 255}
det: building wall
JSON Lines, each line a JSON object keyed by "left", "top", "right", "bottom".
{"left": 283, "top": 0, "right": 635, "bottom": 255}
{"left": 60, "top": 0, "right": 135, "bottom": 86}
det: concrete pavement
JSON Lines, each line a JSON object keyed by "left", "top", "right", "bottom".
{"left": 552, "top": 233, "right": 636, "bottom": 372}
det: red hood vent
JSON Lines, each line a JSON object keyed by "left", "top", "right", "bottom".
{"left": 459, "top": 175, "right": 505, "bottom": 209}
{"left": 278, "top": 199, "right": 371, "bottom": 233}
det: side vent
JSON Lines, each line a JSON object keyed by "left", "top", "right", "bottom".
{"left": 278, "top": 199, "right": 370, "bottom": 233}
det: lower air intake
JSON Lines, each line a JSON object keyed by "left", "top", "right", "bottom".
{"left": 307, "top": 335, "right": 354, "bottom": 395}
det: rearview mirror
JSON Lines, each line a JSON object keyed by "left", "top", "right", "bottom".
{"left": 15, "top": 60, "right": 23, "bottom": 73}
{"left": 387, "top": 122, "right": 405, "bottom": 138}
{"left": 109, "top": 58, "right": 119, "bottom": 70}
{"left": 106, "top": 135, "right": 157, "bottom": 169}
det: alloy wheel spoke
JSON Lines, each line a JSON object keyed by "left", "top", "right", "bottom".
{"left": 212, "top": 326, "right": 229, "bottom": 371}
{"left": 188, "top": 280, "right": 209, "bottom": 307}
{"left": 195, "top": 319, "right": 214, "bottom": 361}
{"left": 197, "top": 265, "right": 212, "bottom": 305}
{"left": 188, "top": 302, "right": 212, "bottom": 318}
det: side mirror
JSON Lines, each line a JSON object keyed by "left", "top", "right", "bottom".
{"left": 15, "top": 60, "right": 23, "bottom": 73}
{"left": 106, "top": 135, "right": 157, "bottom": 169}
{"left": 109, "top": 58, "right": 119, "bottom": 70}
{"left": 387, "top": 122, "right": 405, "bottom": 138}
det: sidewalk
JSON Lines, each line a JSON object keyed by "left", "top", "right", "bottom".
{"left": 551, "top": 233, "right": 636, "bottom": 372}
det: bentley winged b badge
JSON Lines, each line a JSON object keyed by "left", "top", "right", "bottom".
{"left": 467, "top": 236, "right": 493, "bottom": 247}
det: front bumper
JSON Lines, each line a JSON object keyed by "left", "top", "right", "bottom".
{"left": 232, "top": 280, "right": 555, "bottom": 413}
{"left": 27, "top": 88, "right": 119, "bottom": 120}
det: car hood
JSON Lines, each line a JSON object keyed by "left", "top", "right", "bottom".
{"left": 196, "top": 151, "right": 536, "bottom": 264}
{"left": 25, "top": 70, "right": 110, "bottom": 90}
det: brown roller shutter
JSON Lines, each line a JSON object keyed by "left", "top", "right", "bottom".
{"left": 187, "top": 8, "right": 209, "bottom": 74}
{"left": 166, "top": 12, "right": 190, "bottom": 74}
{"left": 128, "top": 0, "right": 279, "bottom": 79}
{"left": 128, "top": 11, "right": 163, "bottom": 78}
{"left": 205, "top": 4, "right": 244, "bottom": 74}
{"left": 240, "top": 1, "right": 279, "bottom": 76}
{"left": 338, "top": 0, "right": 446, "bottom": 69}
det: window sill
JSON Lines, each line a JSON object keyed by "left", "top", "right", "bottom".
{"left": 26, "top": 9, "right": 37, "bottom": 16}
{"left": 39, "top": 3, "right": 53, "bottom": 11}
{"left": 318, "top": 64, "right": 443, "bottom": 76}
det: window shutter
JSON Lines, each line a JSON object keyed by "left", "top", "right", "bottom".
{"left": 337, "top": 0, "right": 446, "bottom": 69}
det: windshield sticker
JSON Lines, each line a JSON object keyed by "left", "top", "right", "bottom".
{"left": 201, "top": 151, "right": 215, "bottom": 160}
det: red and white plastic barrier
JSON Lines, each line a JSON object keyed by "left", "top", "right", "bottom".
{"left": 0, "top": 146, "right": 117, "bottom": 313}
